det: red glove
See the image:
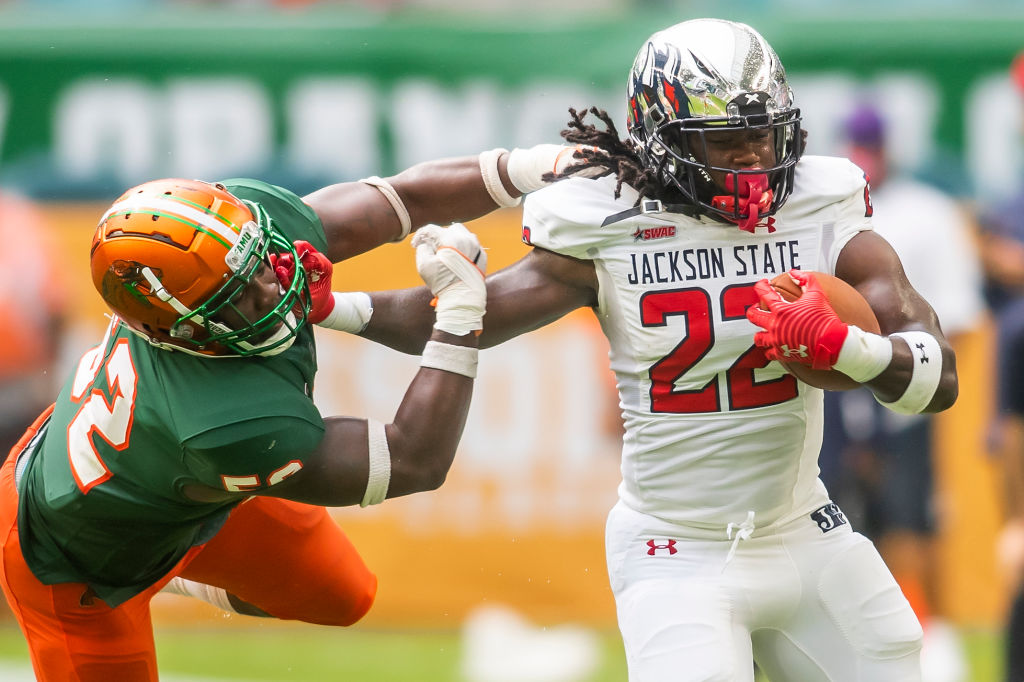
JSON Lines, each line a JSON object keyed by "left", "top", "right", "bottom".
{"left": 745, "top": 269, "right": 849, "bottom": 370}
{"left": 269, "top": 240, "right": 336, "bottom": 324}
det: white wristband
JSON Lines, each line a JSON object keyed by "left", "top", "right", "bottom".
{"left": 360, "top": 176, "right": 412, "bottom": 242}
{"left": 361, "top": 418, "right": 391, "bottom": 507}
{"left": 433, "top": 295, "right": 484, "bottom": 337}
{"left": 832, "top": 325, "right": 893, "bottom": 383}
{"left": 506, "top": 144, "right": 582, "bottom": 193}
{"left": 420, "top": 340, "right": 478, "bottom": 378}
{"left": 318, "top": 292, "right": 373, "bottom": 333}
{"left": 479, "top": 148, "right": 521, "bottom": 208}
{"left": 876, "top": 331, "right": 943, "bottom": 414}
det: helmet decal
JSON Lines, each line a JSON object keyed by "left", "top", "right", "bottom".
{"left": 103, "top": 260, "right": 157, "bottom": 310}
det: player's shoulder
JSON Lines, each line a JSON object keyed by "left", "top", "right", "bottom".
{"left": 130, "top": 327, "right": 322, "bottom": 437}
{"left": 782, "top": 155, "right": 868, "bottom": 217}
{"left": 523, "top": 175, "right": 643, "bottom": 257}
{"left": 778, "top": 155, "right": 868, "bottom": 222}
{"left": 222, "top": 177, "right": 302, "bottom": 206}
{"left": 526, "top": 174, "right": 638, "bottom": 224}
{"left": 221, "top": 177, "right": 326, "bottom": 251}
{"left": 777, "top": 156, "right": 873, "bottom": 267}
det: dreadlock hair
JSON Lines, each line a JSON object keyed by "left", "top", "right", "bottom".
{"left": 542, "top": 106, "right": 666, "bottom": 206}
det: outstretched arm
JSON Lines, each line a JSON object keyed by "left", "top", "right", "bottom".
{"left": 303, "top": 155, "right": 512, "bottom": 263}
{"left": 304, "top": 145, "right": 593, "bottom": 263}
{"left": 358, "top": 246, "right": 600, "bottom": 354}
{"left": 263, "top": 225, "right": 488, "bottom": 507}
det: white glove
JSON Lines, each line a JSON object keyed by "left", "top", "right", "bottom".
{"left": 412, "top": 223, "right": 487, "bottom": 336}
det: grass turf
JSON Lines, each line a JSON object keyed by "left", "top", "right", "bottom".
{"left": 0, "top": 623, "right": 1005, "bottom": 681}
{"left": 0, "top": 624, "right": 629, "bottom": 681}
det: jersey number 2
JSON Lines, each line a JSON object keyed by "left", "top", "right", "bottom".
{"left": 67, "top": 339, "right": 138, "bottom": 493}
{"left": 641, "top": 284, "right": 797, "bottom": 413}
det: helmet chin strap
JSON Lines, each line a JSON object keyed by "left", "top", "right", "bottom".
{"left": 240, "top": 312, "right": 299, "bottom": 357}
{"left": 137, "top": 266, "right": 298, "bottom": 357}
{"left": 711, "top": 172, "right": 775, "bottom": 233}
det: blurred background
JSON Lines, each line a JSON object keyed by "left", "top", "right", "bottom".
{"left": 1, "top": 1, "right": 1023, "bottom": 680}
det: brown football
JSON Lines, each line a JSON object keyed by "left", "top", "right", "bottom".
{"left": 766, "top": 271, "right": 880, "bottom": 391}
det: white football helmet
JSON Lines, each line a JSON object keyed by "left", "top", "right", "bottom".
{"left": 626, "top": 19, "right": 802, "bottom": 229}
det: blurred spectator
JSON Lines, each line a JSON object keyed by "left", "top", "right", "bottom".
{"left": 0, "top": 190, "right": 67, "bottom": 460}
{"left": 818, "top": 102, "right": 985, "bottom": 682}
{"left": 982, "top": 49, "right": 1024, "bottom": 682}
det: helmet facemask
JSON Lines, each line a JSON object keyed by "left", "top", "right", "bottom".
{"left": 647, "top": 104, "right": 801, "bottom": 232}
{"left": 170, "top": 203, "right": 311, "bottom": 357}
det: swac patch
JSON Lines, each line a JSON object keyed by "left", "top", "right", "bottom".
{"left": 632, "top": 225, "right": 677, "bottom": 242}
{"left": 810, "top": 503, "right": 848, "bottom": 533}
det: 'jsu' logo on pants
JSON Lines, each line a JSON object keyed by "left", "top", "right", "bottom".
{"left": 810, "top": 503, "right": 848, "bottom": 533}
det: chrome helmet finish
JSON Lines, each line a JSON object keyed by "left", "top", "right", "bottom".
{"left": 626, "top": 19, "right": 802, "bottom": 230}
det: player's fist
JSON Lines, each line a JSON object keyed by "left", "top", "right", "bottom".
{"left": 746, "top": 269, "right": 849, "bottom": 370}
{"left": 412, "top": 223, "right": 486, "bottom": 336}
{"left": 269, "top": 240, "right": 336, "bottom": 324}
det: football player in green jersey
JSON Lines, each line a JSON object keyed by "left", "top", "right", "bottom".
{"left": 0, "top": 144, "right": 590, "bottom": 682}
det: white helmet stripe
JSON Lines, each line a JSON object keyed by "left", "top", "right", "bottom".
{"left": 140, "top": 266, "right": 192, "bottom": 316}
{"left": 100, "top": 196, "right": 240, "bottom": 246}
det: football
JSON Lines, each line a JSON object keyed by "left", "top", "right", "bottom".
{"left": 765, "top": 271, "right": 880, "bottom": 391}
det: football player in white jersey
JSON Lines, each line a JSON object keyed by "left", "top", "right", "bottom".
{"left": 312, "top": 18, "right": 958, "bottom": 681}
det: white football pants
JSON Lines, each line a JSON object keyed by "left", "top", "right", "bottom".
{"left": 605, "top": 501, "right": 923, "bottom": 681}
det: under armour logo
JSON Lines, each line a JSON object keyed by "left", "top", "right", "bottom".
{"left": 915, "top": 342, "right": 930, "bottom": 364}
{"left": 744, "top": 93, "right": 762, "bottom": 104}
{"left": 780, "top": 344, "right": 808, "bottom": 358}
{"left": 646, "top": 539, "right": 677, "bottom": 556}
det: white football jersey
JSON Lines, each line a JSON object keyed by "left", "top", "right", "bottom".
{"left": 522, "top": 155, "right": 873, "bottom": 529}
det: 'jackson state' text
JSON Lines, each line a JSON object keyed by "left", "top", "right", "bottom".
{"left": 627, "top": 240, "right": 801, "bottom": 285}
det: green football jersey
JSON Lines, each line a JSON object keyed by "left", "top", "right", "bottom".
{"left": 17, "top": 179, "right": 329, "bottom": 607}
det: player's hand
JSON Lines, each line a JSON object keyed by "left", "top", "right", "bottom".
{"left": 269, "top": 240, "right": 335, "bottom": 324}
{"left": 746, "top": 269, "right": 849, "bottom": 370}
{"left": 412, "top": 223, "right": 487, "bottom": 336}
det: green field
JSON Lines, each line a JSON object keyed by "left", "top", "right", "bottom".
{"left": 0, "top": 624, "right": 629, "bottom": 681}
{"left": 0, "top": 623, "right": 1005, "bottom": 681}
